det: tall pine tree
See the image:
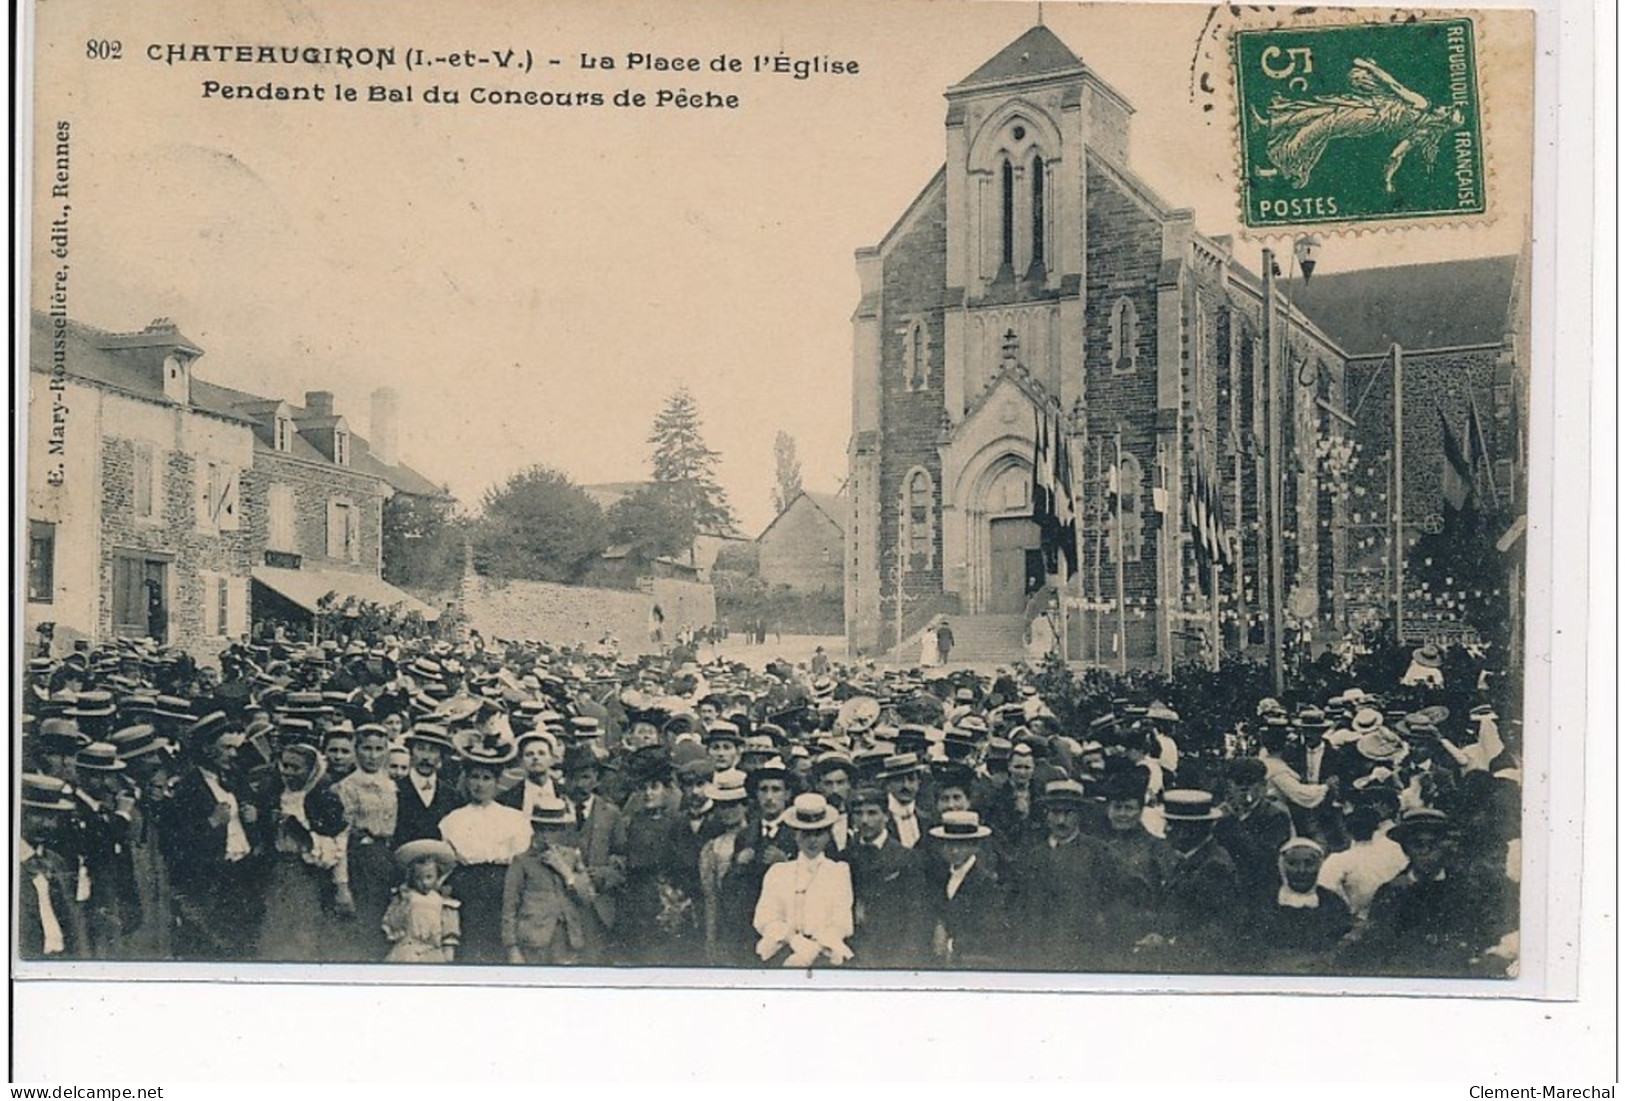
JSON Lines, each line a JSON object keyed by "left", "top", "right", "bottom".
{"left": 771, "top": 430, "right": 804, "bottom": 516}
{"left": 648, "top": 386, "right": 736, "bottom": 555}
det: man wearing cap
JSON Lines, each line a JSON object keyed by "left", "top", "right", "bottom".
{"left": 1213, "top": 757, "right": 1295, "bottom": 905}
{"left": 499, "top": 729, "right": 562, "bottom": 815}
{"left": 20, "top": 775, "right": 88, "bottom": 958}
{"left": 879, "top": 753, "right": 937, "bottom": 850}
{"left": 166, "top": 714, "right": 268, "bottom": 960}
{"left": 502, "top": 797, "right": 606, "bottom": 965}
{"left": 1342, "top": 808, "right": 1515, "bottom": 977}
{"left": 1009, "top": 779, "right": 1115, "bottom": 971}
{"left": 1143, "top": 790, "right": 1242, "bottom": 973}
{"left": 560, "top": 743, "right": 623, "bottom": 936}
{"left": 846, "top": 785, "right": 931, "bottom": 969}
{"left": 72, "top": 742, "right": 143, "bottom": 958}
{"left": 394, "top": 725, "right": 462, "bottom": 846}
{"left": 927, "top": 810, "right": 1006, "bottom": 969}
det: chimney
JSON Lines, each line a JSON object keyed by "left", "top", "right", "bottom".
{"left": 305, "top": 390, "right": 335, "bottom": 417}
{"left": 370, "top": 386, "right": 400, "bottom": 467}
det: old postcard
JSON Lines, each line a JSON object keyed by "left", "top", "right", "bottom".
{"left": 13, "top": 0, "right": 1580, "bottom": 1024}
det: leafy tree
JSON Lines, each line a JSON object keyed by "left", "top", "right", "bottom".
{"left": 381, "top": 489, "right": 464, "bottom": 593}
{"left": 606, "top": 484, "right": 692, "bottom": 563}
{"left": 1405, "top": 506, "right": 1511, "bottom": 650}
{"left": 649, "top": 386, "right": 736, "bottom": 549}
{"left": 771, "top": 430, "right": 804, "bottom": 516}
{"left": 472, "top": 465, "right": 608, "bottom": 582}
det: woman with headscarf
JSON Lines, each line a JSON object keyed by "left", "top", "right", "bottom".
{"left": 256, "top": 741, "right": 352, "bottom": 962}
{"left": 1245, "top": 836, "right": 1353, "bottom": 974}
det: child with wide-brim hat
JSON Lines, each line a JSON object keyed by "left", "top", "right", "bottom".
{"left": 382, "top": 839, "right": 461, "bottom": 963}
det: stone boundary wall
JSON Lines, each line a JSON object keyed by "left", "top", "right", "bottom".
{"left": 459, "top": 575, "right": 715, "bottom": 655}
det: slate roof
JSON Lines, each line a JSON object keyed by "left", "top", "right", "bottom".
{"left": 1287, "top": 255, "right": 1520, "bottom": 357}
{"left": 952, "top": 24, "right": 1086, "bottom": 88}
{"left": 33, "top": 312, "right": 450, "bottom": 499}
{"left": 758, "top": 490, "right": 847, "bottom": 542}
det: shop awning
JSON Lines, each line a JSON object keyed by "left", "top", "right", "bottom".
{"left": 252, "top": 566, "right": 439, "bottom": 620}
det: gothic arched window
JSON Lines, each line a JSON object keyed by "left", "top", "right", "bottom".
{"left": 1110, "top": 297, "right": 1140, "bottom": 374}
{"left": 903, "top": 468, "right": 935, "bottom": 573}
{"left": 1000, "top": 159, "right": 1015, "bottom": 270}
{"left": 1030, "top": 154, "right": 1046, "bottom": 272}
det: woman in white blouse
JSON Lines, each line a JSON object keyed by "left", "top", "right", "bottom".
{"left": 439, "top": 742, "right": 529, "bottom": 964}
{"left": 753, "top": 793, "right": 854, "bottom": 967}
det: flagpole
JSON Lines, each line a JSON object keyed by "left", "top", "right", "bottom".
{"left": 1056, "top": 410, "right": 1070, "bottom": 664}
{"left": 1392, "top": 342, "right": 1405, "bottom": 639}
{"left": 1468, "top": 389, "right": 1501, "bottom": 509}
{"left": 1114, "top": 431, "right": 1128, "bottom": 675}
{"left": 1093, "top": 436, "right": 1104, "bottom": 666}
{"left": 1262, "top": 247, "right": 1285, "bottom": 697}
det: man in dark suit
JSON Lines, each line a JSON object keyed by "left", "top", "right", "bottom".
{"left": 1006, "top": 779, "right": 1116, "bottom": 971}
{"left": 1214, "top": 756, "right": 1295, "bottom": 905}
{"left": 1281, "top": 708, "right": 1350, "bottom": 848}
{"left": 878, "top": 753, "right": 938, "bottom": 850}
{"left": 393, "top": 725, "right": 462, "bottom": 845}
{"left": 165, "top": 714, "right": 269, "bottom": 961}
{"left": 927, "top": 811, "right": 1009, "bottom": 970}
{"left": 561, "top": 744, "right": 624, "bottom": 933}
{"left": 498, "top": 729, "right": 561, "bottom": 814}
{"left": 846, "top": 786, "right": 931, "bottom": 969}
{"left": 20, "top": 774, "right": 87, "bottom": 959}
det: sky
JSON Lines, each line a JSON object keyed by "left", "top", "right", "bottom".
{"left": 26, "top": 0, "right": 1533, "bottom": 536}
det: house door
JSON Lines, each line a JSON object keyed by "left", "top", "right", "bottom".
{"left": 113, "top": 556, "right": 169, "bottom": 642}
{"left": 988, "top": 517, "right": 1042, "bottom": 613}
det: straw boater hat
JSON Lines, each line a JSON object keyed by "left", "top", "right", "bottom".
{"left": 1411, "top": 643, "right": 1443, "bottom": 669}
{"left": 705, "top": 769, "right": 750, "bottom": 804}
{"left": 876, "top": 752, "right": 928, "bottom": 781}
{"left": 928, "top": 809, "right": 992, "bottom": 842}
{"left": 74, "top": 742, "right": 127, "bottom": 774}
{"left": 528, "top": 795, "right": 575, "bottom": 827}
{"left": 1162, "top": 789, "right": 1224, "bottom": 822}
{"left": 1350, "top": 707, "right": 1385, "bottom": 735}
{"left": 1037, "top": 778, "right": 1094, "bottom": 810}
{"left": 1355, "top": 727, "right": 1409, "bottom": 763}
{"left": 405, "top": 722, "right": 456, "bottom": 753}
{"left": 394, "top": 838, "right": 459, "bottom": 874}
{"left": 22, "top": 773, "right": 80, "bottom": 813}
{"left": 781, "top": 792, "right": 840, "bottom": 831}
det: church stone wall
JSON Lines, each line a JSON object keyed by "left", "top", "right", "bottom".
{"left": 876, "top": 188, "right": 949, "bottom": 628}
{"left": 1082, "top": 162, "right": 1164, "bottom": 657}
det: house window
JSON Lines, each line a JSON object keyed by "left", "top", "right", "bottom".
{"left": 328, "top": 498, "right": 359, "bottom": 562}
{"left": 216, "top": 575, "right": 230, "bottom": 635}
{"left": 903, "top": 468, "right": 935, "bottom": 573}
{"left": 1110, "top": 297, "right": 1140, "bottom": 374}
{"left": 196, "top": 460, "right": 240, "bottom": 534}
{"left": 1107, "top": 454, "right": 1143, "bottom": 564}
{"left": 133, "top": 442, "right": 160, "bottom": 521}
{"left": 1000, "top": 159, "right": 1015, "bottom": 269}
{"left": 1030, "top": 154, "right": 1045, "bottom": 271}
{"left": 274, "top": 417, "right": 293, "bottom": 452}
{"left": 268, "top": 484, "right": 297, "bottom": 552}
{"left": 333, "top": 430, "right": 350, "bottom": 466}
{"left": 27, "top": 521, "right": 55, "bottom": 603}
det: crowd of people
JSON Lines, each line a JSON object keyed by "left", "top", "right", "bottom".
{"left": 18, "top": 628, "right": 1521, "bottom": 977}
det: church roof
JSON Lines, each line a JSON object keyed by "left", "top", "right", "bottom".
{"left": 1288, "top": 255, "right": 1520, "bottom": 357}
{"left": 952, "top": 24, "right": 1085, "bottom": 89}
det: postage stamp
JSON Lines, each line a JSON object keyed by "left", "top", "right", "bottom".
{"left": 1234, "top": 17, "right": 1486, "bottom": 228}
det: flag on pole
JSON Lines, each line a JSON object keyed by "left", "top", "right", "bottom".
{"left": 1465, "top": 392, "right": 1499, "bottom": 508}
{"left": 1187, "top": 448, "right": 1231, "bottom": 595}
{"left": 1438, "top": 406, "right": 1475, "bottom": 514}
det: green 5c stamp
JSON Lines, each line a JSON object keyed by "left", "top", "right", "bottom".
{"left": 1234, "top": 18, "right": 1485, "bottom": 228}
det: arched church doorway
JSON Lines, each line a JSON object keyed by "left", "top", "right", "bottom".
{"left": 988, "top": 516, "right": 1043, "bottom": 613}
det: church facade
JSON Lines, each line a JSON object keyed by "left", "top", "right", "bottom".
{"left": 844, "top": 25, "right": 1524, "bottom": 667}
